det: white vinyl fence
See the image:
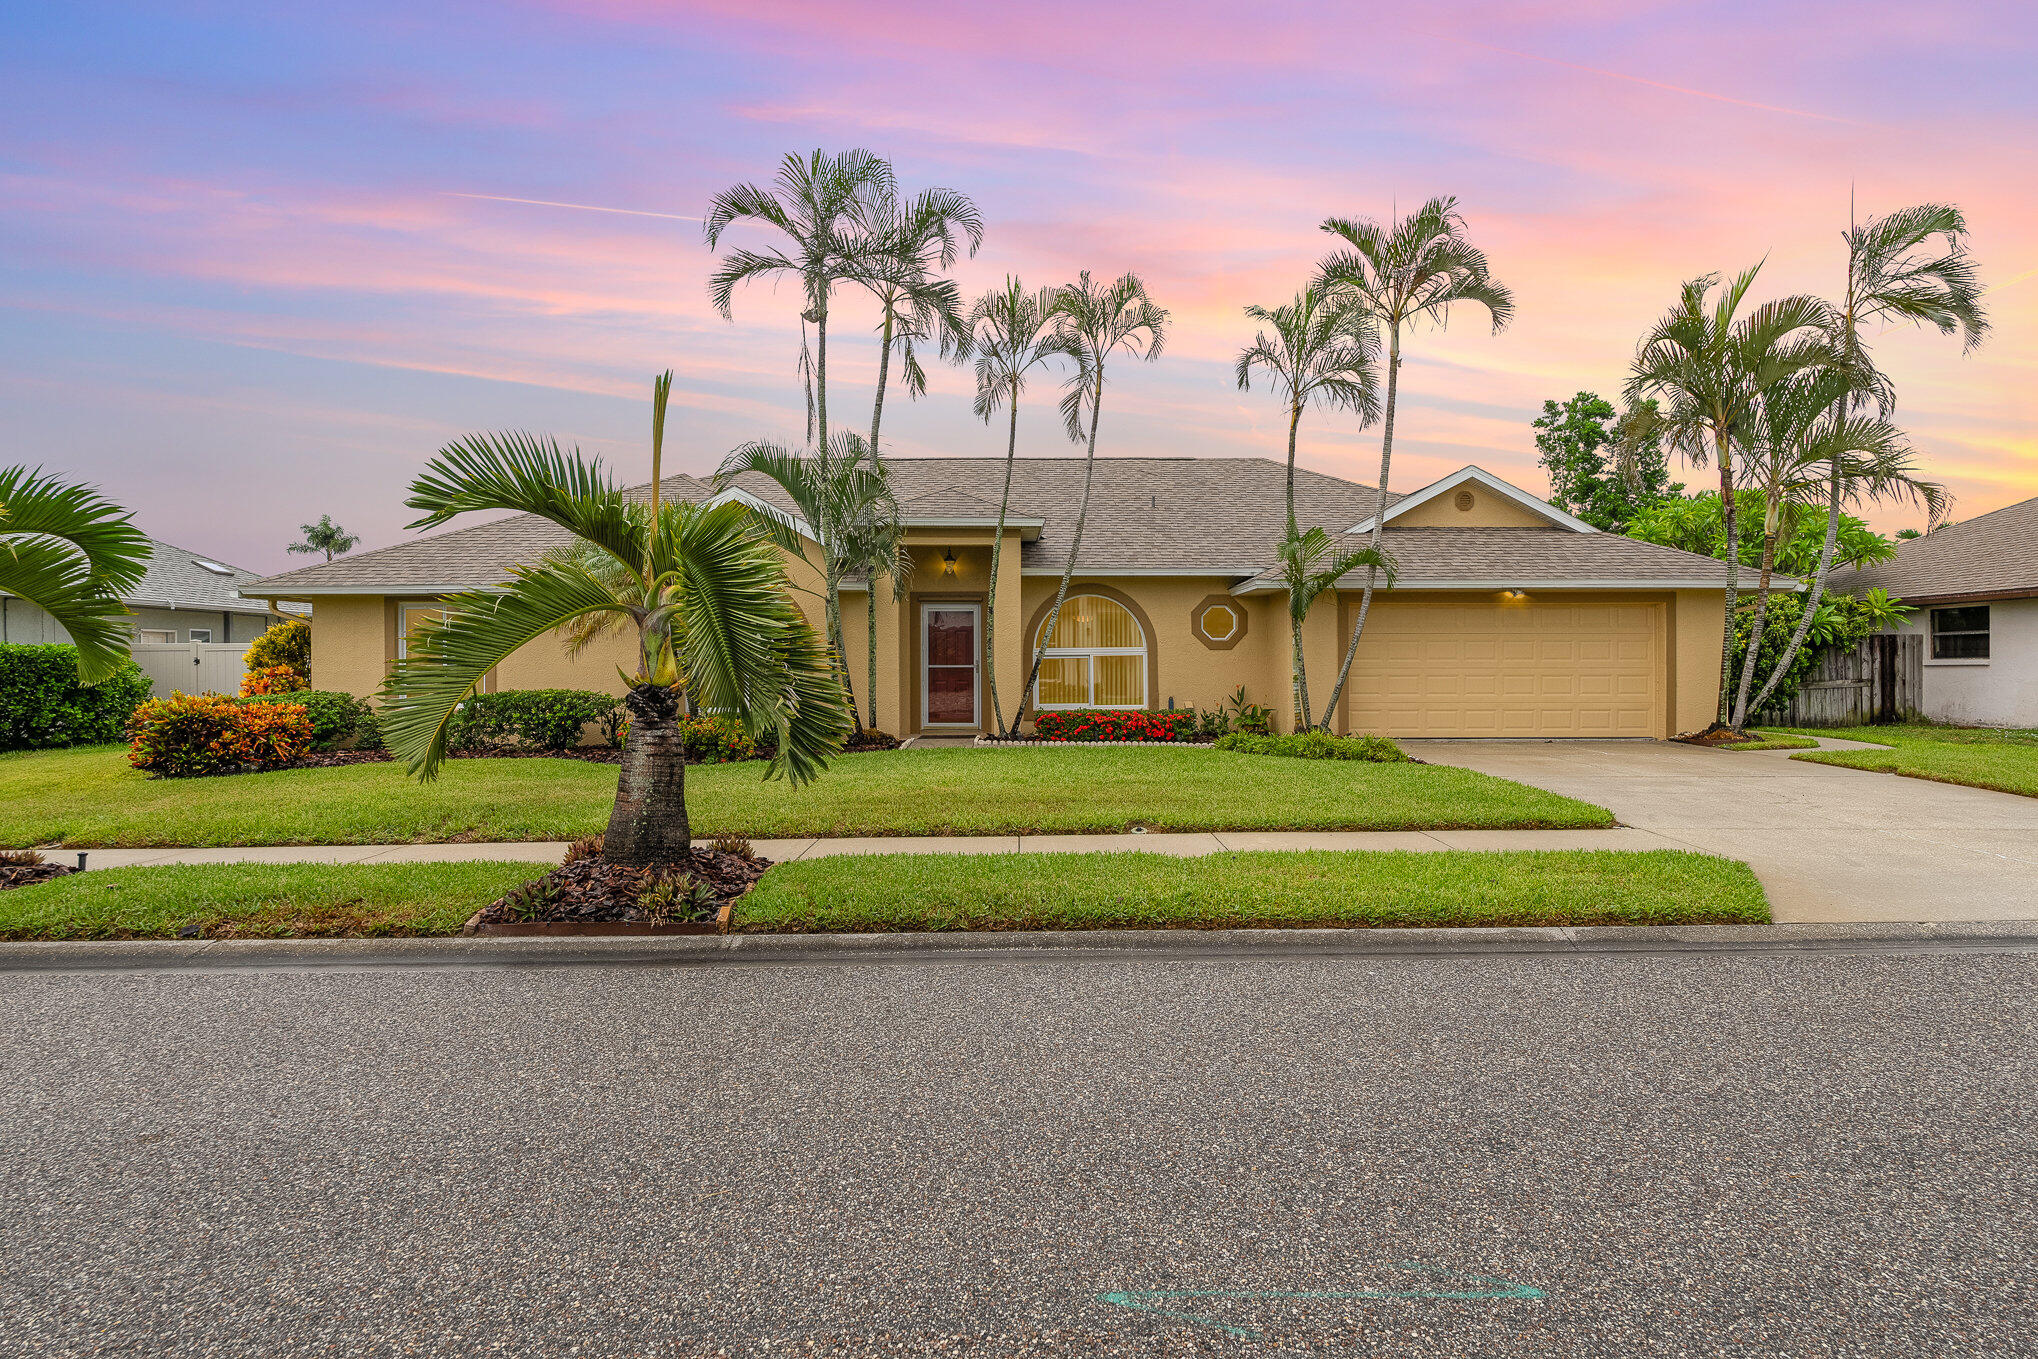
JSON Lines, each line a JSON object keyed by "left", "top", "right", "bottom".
{"left": 129, "top": 642, "right": 249, "bottom": 697}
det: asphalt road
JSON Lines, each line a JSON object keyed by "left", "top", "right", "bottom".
{"left": 4, "top": 948, "right": 2035, "bottom": 1356}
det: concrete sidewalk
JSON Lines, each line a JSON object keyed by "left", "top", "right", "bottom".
{"left": 68, "top": 826, "right": 1672, "bottom": 871}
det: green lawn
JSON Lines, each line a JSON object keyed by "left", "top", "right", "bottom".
{"left": 708, "top": 848, "right": 1767, "bottom": 932}
{"left": 1764, "top": 723, "right": 2038, "bottom": 798}
{"left": 0, "top": 745, "right": 1612, "bottom": 848}
{"left": 0, "top": 861, "right": 537, "bottom": 940}
{"left": 0, "top": 849, "right": 1765, "bottom": 940}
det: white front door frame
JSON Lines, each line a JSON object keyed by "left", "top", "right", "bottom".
{"left": 920, "top": 601, "right": 982, "bottom": 728}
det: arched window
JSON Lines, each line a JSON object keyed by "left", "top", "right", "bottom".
{"left": 1035, "top": 594, "right": 1147, "bottom": 709}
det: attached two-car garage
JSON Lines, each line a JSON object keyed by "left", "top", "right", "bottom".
{"left": 1342, "top": 597, "right": 1665, "bottom": 739}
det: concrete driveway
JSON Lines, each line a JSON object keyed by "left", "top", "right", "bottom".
{"left": 1419, "top": 739, "right": 2038, "bottom": 925}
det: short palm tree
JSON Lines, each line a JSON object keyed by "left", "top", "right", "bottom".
{"left": 849, "top": 182, "right": 981, "bottom": 456}
{"left": 1235, "top": 284, "right": 1382, "bottom": 724}
{"left": 1625, "top": 264, "right": 1833, "bottom": 729}
{"left": 287, "top": 514, "right": 360, "bottom": 563}
{"left": 716, "top": 432, "right": 900, "bottom": 727}
{"left": 1748, "top": 202, "right": 1986, "bottom": 718}
{"left": 837, "top": 484, "right": 914, "bottom": 732}
{"left": 705, "top": 149, "right": 893, "bottom": 461}
{"left": 1313, "top": 197, "right": 1513, "bottom": 730}
{"left": 1729, "top": 369, "right": 1942, "bottom": 726}
{"left": 0, "top": 466, "right": 149, "bottom": 683}
{"left": 379, "top": 378, "right": 850, "bottom": 867}
{"left": 1273, "top": 526, "right": 1394, "bottom": 729}
{"left": 969, "top": 278, "right": 1066, "bottom": 734}
{"left": 1016, "top": 271, "right": 1168, "bottom": 720}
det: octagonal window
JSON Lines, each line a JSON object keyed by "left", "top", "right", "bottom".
{"left": 1199, "top": 603, "right": 1238, "bottom": 641}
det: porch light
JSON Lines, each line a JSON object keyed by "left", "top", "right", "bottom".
{"left": 1499, "top": 589, "right": 1529, "bottom": 602}
{"left": 941, "top": 547, "right": 958, "bottom": 576}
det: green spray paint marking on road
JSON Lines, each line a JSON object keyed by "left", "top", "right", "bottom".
{"left": 1096, "top": 1262, "right": 1547, "bottom": 1342}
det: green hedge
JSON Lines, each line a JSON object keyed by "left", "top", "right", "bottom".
{"left": 1215, "top": 730, "right": 1408, "bottom": 762}
{"left": 0, "top": 645, "right": 154, "bottom": 751}
{"left": 446, "top": 689, "right": 622, "bottom": 752}
{"left": 242, "top": 690, "right": 373, "bottom": 751}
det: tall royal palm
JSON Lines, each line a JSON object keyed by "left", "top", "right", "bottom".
{"left": 1235, "top": 284, "right": 1381, "bottom": 725}
{"left": 705, "top": 149, "right": 893, "bottom": 463}
{"left": 716, "top": 432, "right": 899, "bottom": 727}
{"left": 1313, "top": 198, "right": 1514, "bottom": 729}
{"left": 0, "top": 466, "right": 149, "bottom": 682}
{"left": 1626, "top": 264, "right": 1832, "bottom": 729}
{"left": 1016, "top": 271, "right": 1168, "bottom": 721}
{"left": 1748, "top": 203, "right": 1986, "bottom": 718}
{"left": 1730, "top": 370, "right": 1941, "bottom": 726}
{"left": 380, "top": 377, "right": 850, "bottom": 867}
{"left": 850, "top": 182, "right": 981, "bottom": 457}
{"left": 969, "top": 278, "right": 1066, "bottom": 734}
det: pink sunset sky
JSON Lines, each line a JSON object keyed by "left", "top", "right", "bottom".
{"left": 4, "top": 0, "right": 2034, "bottom": 571}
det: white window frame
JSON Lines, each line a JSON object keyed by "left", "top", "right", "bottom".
{"left": 136, "top": 629, "right": 176, "bottom": 644}
{"left": 920, "top": 602, "right": 981, "bottom": 727}
{"left": 1928, "top": 605, "right": 1990, "bottom": 663}
{"left": 187, "top": 628, "right": 213, "bottom": 643}
{"left": 1034, "top": 595, "right": 1148, "bottom": 710}
{"left": 397, "top": 603, "right": 442, "bottom": 660}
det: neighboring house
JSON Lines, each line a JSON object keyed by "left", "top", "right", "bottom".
{"left": 1830, "top": 494, "right": 2038, "bottom": 728}
{"left": 0, "top": 537, "right": 301, "bottom": 647}
{"left": 247, "top": 459, "right": 1743, "bottom": 739}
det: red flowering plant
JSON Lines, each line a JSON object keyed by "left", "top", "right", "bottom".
{"left": 1030, "top": 709, "right": 1198, "bottom": 743}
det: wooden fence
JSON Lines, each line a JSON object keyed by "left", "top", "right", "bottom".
{"left": 1754, "top": 632, "right": 1922, "bottom": 728}
{"left": 128, "top": 642, "right": 249, "bottom": 697}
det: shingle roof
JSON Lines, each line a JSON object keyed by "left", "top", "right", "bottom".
{"left": 245, "top": 457, "right": 1733, "bottom": 594}
{"left": 898, "top": 487, "right": 1030, "bottom": 521}
{"left": 125, "top": 538, "right": 304, "bottom": 615}
{"left": 1237, "top": 528, "right": 1743, "bottom": 592}
{"left": 1829, "top": 495, "right": 2038, "bottom": 603}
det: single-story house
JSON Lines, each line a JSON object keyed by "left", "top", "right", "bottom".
{"left": 246, "top": 458, "right": 1742, "bottom": 739}
{"left": 1829, "top": 493, "right": 2038, "bottom": 728}
{"left": 1, "top": 536, "right": 301, "bottom": 647}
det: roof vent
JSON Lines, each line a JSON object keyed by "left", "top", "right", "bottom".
{"left": 1453, "top": 489, "right": 1476, "bottom": 512}
{"left": 194, "top": 560, "right": 235, "bottom": 575}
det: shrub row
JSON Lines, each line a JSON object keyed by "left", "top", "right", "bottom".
{"left": 243, "top": 690, "right": 378, "bottom": 751}
{"left": 445, "top": 688, "right": 624, "bottom": 752}
{"left": 1215, "top": 730, "right": 1408, "bottom": 762}
{"left": 0, "top": 645, "right": 154, "bottom": 751}
{"left": 128, "top": 693, "right": 315, "bottom": 777}
{"left": 1032, "top": 709, "right": 1200, "bottom": 743}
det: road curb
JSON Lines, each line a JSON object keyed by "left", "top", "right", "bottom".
{"left": 4, "top": 919, "right": 2037, "bottom": 971}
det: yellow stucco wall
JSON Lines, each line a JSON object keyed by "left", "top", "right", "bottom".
{"left": 1389, "top": 488, "right": 1556, "bottom": 529}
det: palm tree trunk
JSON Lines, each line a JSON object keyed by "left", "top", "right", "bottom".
{"left": 1017, "top": 368, "right": 1105, "bottom": 725}
{"left": 1318, "top": 323, "right": 1400, "bottom": 732}
{"left": 1713, "top": 429, "right": 1740, "bottom": 728}
{"left": 870, "top": 305, "right": 894, "bottom": 457}
{"left": 866, "top": 581, "right": 880, "bottom": 731}
{"left": 824, "top": 574, "right": 858, "bottom": 728}
{"left": 864, "top": 305, "right": 897, "bottom": 734}
{"left": 1749, "top": 456, "right": 1843, "bottom": 716}
{"left": 1291, "top": 610, "right": 1312, "bottom": 731}
{"left": 603, "top": 682, "right": 690, "bottom": 865}
{"left": 985, "top": 385, "right": 1020, "bottom": 735}
{"left": 1285, "top": 400, "right": 1301, "bottom": 531}
{"left": 1731, "top": 523, "right": 1780, "bottom": 727}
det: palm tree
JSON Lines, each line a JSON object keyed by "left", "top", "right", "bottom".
{"left": 969, "top": 278, "right": 1066, "bottom": 735}
{"left": 1272, "top": 526, "right": 1395, "bottom": 729}
{"left": 849, "top": 182, "right": 981, "bottom": 457}
{"left": 1747, "top": 202, "right": 1986, "bottom": 718}
{"left": 1728, "top": 369, "right": 1942, "bottom": 726}
{"left": 716, "top": 432, "right": 899, "bottom": 727}
{"left": 1313, "top": 198, "right": 1514, "bottom": 729}
{"left": 1625, "top": 264, "right": 1832, "bottom": 729}
{"left": 837, "top": 485, "right": 914, "bottom": 732}
{"left": 379, "top": 382, "right": 850, "bottom": 868}
{"left": 705, "top": 149, "right": 894, "bottom": 463}
{"left": 1235, "top": 284, "right": 1382, "bottom": 725}
{"left": 287, "top": 514, "right": 360, "bottom": 563}
{"left": 0, "top": 467, "right": 149, "bottom": 682}
{"left": 1015, "top": 272, "right": 1168, "bottom": 722}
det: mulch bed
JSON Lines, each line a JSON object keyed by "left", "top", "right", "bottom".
{"left": 1675, "top": 724, "right": 1761, "bottom": 748}
{"left": 0, "top": 862, "right": 78, "bottom": 891}
{"left": 465, "top": 846, "right": 771, "bottom": 931}
{"left": 285, "top": 730, "right": 899, "bottom": 772}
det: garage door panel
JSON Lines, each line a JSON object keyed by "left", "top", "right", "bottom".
{"left": 1346, "top": 599, "right": 1663, "bottom": 739}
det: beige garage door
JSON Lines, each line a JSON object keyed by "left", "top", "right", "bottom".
{"left": 1345, "top": 599, "right": 1663, "bottom": 738}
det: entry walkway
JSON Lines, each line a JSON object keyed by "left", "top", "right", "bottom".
{"left": 70, "top": 827, "right": 1665, "bottom": 871}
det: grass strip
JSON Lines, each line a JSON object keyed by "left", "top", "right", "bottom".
{"left": 1721, "top": 736, "right": 1819, "bottom": 752}
{"left": 738, "top": 849, "right": 1770, "bottom": 933}
{"left": 0, "top": 862, "right": 537, "bottom": 940}
{"left": 0, "top": 745, "right": 1612, "bottom": 848}
{"left": 1765, "top": 724, "right": 2038, "bottom": 799}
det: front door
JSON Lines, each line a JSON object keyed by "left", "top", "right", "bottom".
{"left": 922, "top": 603, "right": 980, "bottom": 727}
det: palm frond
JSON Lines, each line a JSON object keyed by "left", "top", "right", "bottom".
{"left": 0, "top": 465, "right": 151, "bottom": 596}
{"left": 0, "top": 532, "right": 137, "bottom": 682}
{"left": 405, "top": 432, "right": 644, "bottom": 574}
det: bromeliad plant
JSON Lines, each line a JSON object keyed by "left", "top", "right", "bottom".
{"left": 380, "top": 372, "right": 852, "bottom": 867}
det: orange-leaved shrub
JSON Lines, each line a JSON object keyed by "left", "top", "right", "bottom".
{"left": 240, "top": 664, "right": 309, "bottom": 697}
{"left": 128, "top": 693, "right": 313, "bottom": 777}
